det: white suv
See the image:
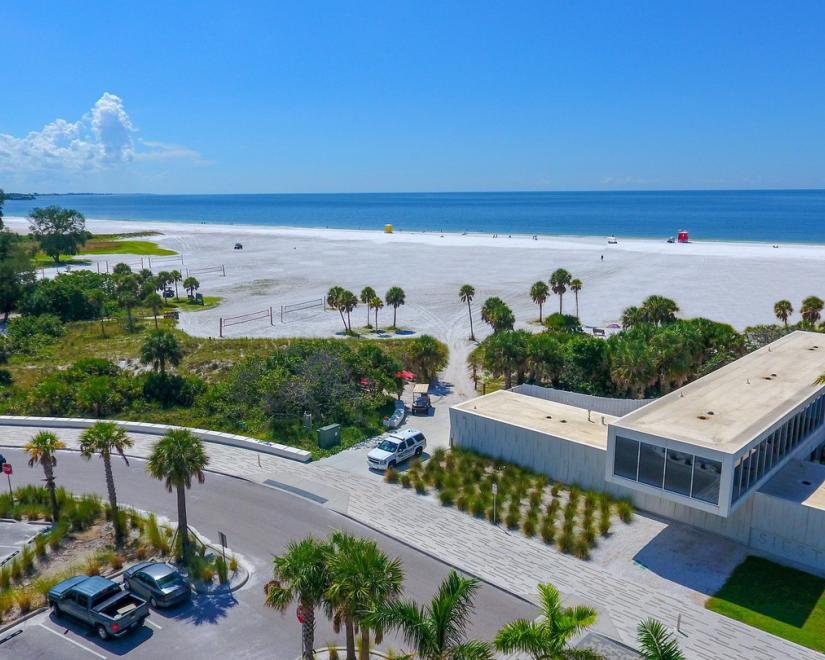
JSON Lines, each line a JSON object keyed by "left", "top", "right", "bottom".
{"left": 367, "top": 428, "right": 426, "bottom": 471}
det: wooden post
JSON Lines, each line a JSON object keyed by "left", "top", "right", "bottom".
{"left": 219, "top": 318, "right": 223, "bottom": 338}
{"left": 269, "top": 306, "right": 273, "bottom": 326}
{"left": 222, "top": 264, "right": 226, "bottom": 277}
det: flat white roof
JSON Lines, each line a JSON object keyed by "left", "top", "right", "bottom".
{"left": 452, "top": 390, "right": 615, "bottom": 449}
{"left": 612, "top": 331, "right": 825, "bottom": 455}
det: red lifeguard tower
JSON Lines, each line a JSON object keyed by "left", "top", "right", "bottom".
{"left": 677, "top": 229, "right": 689, "bottom": 243}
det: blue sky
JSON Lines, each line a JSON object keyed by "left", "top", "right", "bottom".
{"left": 1, "top": 1, "right": 824, "bottom": 193}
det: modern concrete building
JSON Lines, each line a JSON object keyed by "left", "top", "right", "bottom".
{"left": 450, "top": 331, "right": 825, "bottom": 573}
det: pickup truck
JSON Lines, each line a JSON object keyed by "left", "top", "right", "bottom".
{"left": 49, "top": 575, "right": 149, "bottom": 640}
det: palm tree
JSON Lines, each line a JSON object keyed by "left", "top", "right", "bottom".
{"left": 570, "top": 278, "right": 583, "bottom": 319}
{"left": 327, "top": 286, "right": 348, "bottom": 332}
{"left": 265, "top": 536, "right": 331, "bottom": 660}
{"left": 621, "top": 305, "right": 646, "bottom": 329}
{"left": 641, "top": 295, "right": 679, "bottom": 326}
{"left": 609, "top": 338, "right": 655, "bottom": 398}
{"left": 494, "top": 582, "right": 597, "bottom": 660}
{"left": 79, "top": 422, "right": 133, "bottom": 547}
{"left": 144, "top": 291, "right": 163, "bottom": 329}
{"left": 407, "top": 335, "right": 449, "bottom": 382}
{"left": 183, "top": 276, "right": 200, "bottom": 298}
{"left": 340, "top": 290, "right": 358, "bottom": 332}
{"left": 115, "top": 273, "right": 140, "bottom": 332}
{"left": 24, "top": 431, "right": 65, "bottom": 522}
{"left": 76, "top": 376, "right": 117, "bottom": 418}
{"left": 361, "top": 286, "right": 377, "bottom": 328}
{"left": 801, "top": 296, "right": 824, "bottom": 327}
{"left": 480, "top": 297, "right": 515, "bottom": 333}
{"left": 325, "top": 531, "right": 404, "bottom": 660}
{"left": 482, "top": 330, "right": 530, "bottom": 389}
{"left": 170, "top": 270, "right": 182, "bottom": 300}
{"left": 459, "top": 284, "right": 476, "bottom": 341}
{"left": 773, "top": 300, "right": 793, "bottom": 327}
{"left": 141, "top": 330, "right": 183, "bottom": 374}
{"left": 550, "top": 268, "right": 572, "bottom": 314}
{"left": 385, "top": 286, "right": 406, "bottom": 329}
{"left": 146, "top": 429, "right": 209, "bottom": 563}
{"left": 370, "top": 296, "right": 384, "bottom": 331}
{"left": 530, "top": 281, "right": 550, "bottom": 323}
{"left": 636, "top": 619, "right": 685, "bottom": 660}
{"left": 365, "top": 570, "right": 493, "bottom": 660}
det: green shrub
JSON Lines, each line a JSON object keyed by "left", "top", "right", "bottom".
{"left": 384, "top": 467, "right": 399, "bottom": 484}
{"left": 413, "top": 479, "right": 427, "bottom": 495}
{"left": 216, "top": 556, "right": 229, "bottom": 584}
{"left": 400, "top": 473, "right": 412, "bottom": 489}
{"left": 470, "top": 497, "right": 485, "bottom": 517}
{"left": 0, "top": 589, "right": 14, "bottom": 615}
{"left": 599, "top": 516, "right": 611, "bottom": 537}
{"left": 540, "top": 518, "right": 555, "bottom": 544}
{"left": 85, "top": 557, "right": 102, "bottom": 576}
{"left": 328, "top": 643, "right": 340, "bottom": 660}
{"left": 528, "top": 490, "right": 542, "bottom": 507}
{"left": 35, "top": 533, "right": 48, "bottom": 559}
{"left": 558, "top": 530, "right": 574, "bottom": 554}
{"left": 455, "top": 492, "right": 469, "bottom": 512}
{"left": 522, "top": 517, "right": 537, "bottom": 537}
{"left": 10, "top": 557, "right": 23, "bottom": 582}
{"left": 563, "top": 504, "right": 577, "bottom": 523}
{"left": 546, "top": 499, "right": 560, "bottom": 517}
{"left": 438, "top": 489, "right": 455, "bottom": 507}
{"left": 505, "top": 509, "right": 520, "bottom": 530}
{"left": 431, "top": 473, "right": 444, "bottom": 491}
{"left": 0, "top": 565, "right": 11, "bottom": 590}
{"left": 48, "top": 521, "right": 69, "bottom": 551}
{"left": 583, "top": 526, "right": 597, "bottom": 547}
{"left": 485, "top": 506, "right": 497, "bottom": 524}
{"left": 574, "top": 535, "right": 591, "bottom": 560}
{"left": 20, "top": 545, "right": 35, "bottom": 574}
{"left": 617, "top": 500, "right": 633, "bottom": 523}
{"left": 229, "top": 555, "right": 239, "bottom": 572}
{"left": 15, "top": 587, "right": 34, "bottom": 613}
{"left": 550, "top": 483, "right": 562, "bottom": 497}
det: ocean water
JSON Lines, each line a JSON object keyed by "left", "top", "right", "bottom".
{"left": 5, "top": 190, "right": 825, "bottom": 243}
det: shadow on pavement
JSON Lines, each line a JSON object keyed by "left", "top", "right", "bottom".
{"left": 158, "top": 592, "right": 238, "bottom": 626}
{"left": 47, "top": 611, "right": 154, "bottom": 655}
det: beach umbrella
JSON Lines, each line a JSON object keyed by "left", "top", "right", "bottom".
{"left": 396, "top": 370, "right": 416, "bottom": 380}
{"left": 607, "top": 323, "right": 621, "bottom": 329}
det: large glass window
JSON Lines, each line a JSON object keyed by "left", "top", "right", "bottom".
{"left": 638, "top": 442, "right": 666, "bottom": 488}
{"left": 691, "top": 457, "right": 722, "bottom": 504}
{"left": 664, "top": 450, "right": 693, "bottom": 497}
{"left": 613, "top": 436, "right": 639, "bottom": 480}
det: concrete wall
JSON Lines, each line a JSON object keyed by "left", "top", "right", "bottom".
{"left": 510, "top": 384, "right": 654, "bottom": 417}
{"left": 749, "top": 492, "right": 825, "bottom": 573}
{"left": 0, "top": 415, "right": 312, "bottom": 463}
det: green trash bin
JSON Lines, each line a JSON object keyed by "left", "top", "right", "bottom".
{"left": 317, "top": 424, "right": 341, "bottom": 449}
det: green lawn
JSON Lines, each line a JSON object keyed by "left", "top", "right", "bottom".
{"left": 706, "top": 555, "right": 825, "bottom": 653}
{"left": 167, "top": 296, "right": 222, "bottom": 312}
{"left": 79, "top": 238, "right": 176, "bottom": 256}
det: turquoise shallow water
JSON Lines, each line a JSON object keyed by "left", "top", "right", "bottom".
{"left": 6, "top": 190, "right": 825, "bottom": 243}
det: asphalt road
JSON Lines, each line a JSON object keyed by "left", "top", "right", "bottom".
{"left": 0, "top": 448, "right": 536, "bottom": 659}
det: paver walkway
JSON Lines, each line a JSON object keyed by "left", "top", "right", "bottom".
{"left": 1, "top": 423, "right": 820, "bottom": 660}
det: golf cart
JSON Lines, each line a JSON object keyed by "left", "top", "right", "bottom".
{"left": 411, "top": 383, "right": 431, "bottom": 415}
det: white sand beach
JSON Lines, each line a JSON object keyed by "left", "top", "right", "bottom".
{"left": 7, "top": 216, "right": 825, "bottom": 398}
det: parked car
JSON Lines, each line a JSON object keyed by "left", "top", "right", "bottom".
{"left": 48, "top": 575, "right": 149, "bottom": 640}
{"left": 367, "top": 428, "right": 426, "bottom": 470}
{"left": 412, "top": 393, "right": 431, "bottom": 415}
{"left": 234, "top": 242, "right": 243, "bottom": 249}
{"left": 124, "top": 561, "right": 191, "bottom": 608}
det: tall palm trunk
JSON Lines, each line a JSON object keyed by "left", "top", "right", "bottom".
{"left": 467, "top": 300, "right": 475, "bottom": 340}
{"left": 575, "top": 293, "right": 580, "bottom": 319}
{"left": 100, "top": 318, "right": 106, "bottom": 337}
{"left": 176, "top": 484, "right": 190, "bottom": 562}
{"left": 44, "top": 461, "right": 59, "bottom": 522}
{"left": 538, "top": 302, "right": 543, "bottom": 323}
{"left": 359, "top": 626, "right": 370, "bottom": 660}
{"left": 153, "top": 312, "right": 159, "bottom": 329}
{"left": 345, "top": 617, "right": 356, "bottom": 660}
{"left": 374, "top": 308, "right": 379, "bottom": 329}
{"left": 103, "top": 454, "right": 124, "bottom": 547}
{"left": 302, "top": 606, "right": 315, "bottom": 660}
{"left": 338, "top": 308, "right": 348, "bottom": 332}
{"left": 174, "top": 282, "right": 179, "bottom": 300}
{"left": 346, "top": 311, "right": 352, "bottom": 332}
{"left": 558, "top": 295, "right": 563, "bottom": 314}
{"left": 366, "top": 305, "right": 371, "bottom": 328}
{"left": 392, "top": 307, "right": 397, "bottom": 328}
{"left": 126, "top": 305, "right": 134, "bottom": 332}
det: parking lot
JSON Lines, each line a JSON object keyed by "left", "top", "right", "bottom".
{"left": 0, "top": 520, "right": 47, "bottom": 564}
{"left": 0, "top": 590, "right": 245, "bottom": 660}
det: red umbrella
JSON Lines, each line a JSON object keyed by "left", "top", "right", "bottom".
{"left": 396, "top": 370, "right": 416, "bottom": 380}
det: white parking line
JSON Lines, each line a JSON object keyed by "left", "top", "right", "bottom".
{"left": 145, "top": 618, "right": 162, "bottom": 630}
{"left": 37, "top": 623, "right": 106, "bottom": 659}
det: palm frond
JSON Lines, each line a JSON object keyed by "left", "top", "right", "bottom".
{"left": 449, "top": 639, "right": 495, "bottom": 660}
{"left": 636, "top": 618, "right": 685, "bottom": 660}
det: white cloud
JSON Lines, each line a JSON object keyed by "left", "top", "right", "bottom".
{"left": 0, "top": 93, "right": 204, "bottom": 175}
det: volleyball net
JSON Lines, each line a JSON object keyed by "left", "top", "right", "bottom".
{"left": 219, "top": 306, "right": 273, "bottom": 337}
{"left": 186, "top": 264, "right": 226, "bottom": 277}
{"left": 279, "top": 297, "right": 326, "bottom": 322}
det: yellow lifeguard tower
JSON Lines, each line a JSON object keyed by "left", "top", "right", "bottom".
{"left": 384, "top": 223, "right": 393, "bottom": 234}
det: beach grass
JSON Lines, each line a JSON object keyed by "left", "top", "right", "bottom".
{"left": 706, "top": 555, "right": 825, "bottom": 653}
{"left": 79, "top": 238, "right": 176, "bottom": 256}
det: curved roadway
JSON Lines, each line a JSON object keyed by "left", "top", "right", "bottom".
{"left": 1, "top": 447, "right": 535, "bottom": 659}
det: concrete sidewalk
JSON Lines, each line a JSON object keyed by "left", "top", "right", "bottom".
{"left": 1, "top": 423, "right": 820, "bottom": 660}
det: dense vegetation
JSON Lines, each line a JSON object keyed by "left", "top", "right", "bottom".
{"left": 471, "top": 293, "right": 746, "bottom": 398}
{"left": 0, "top": 300, "right": 447, "bottom": 456}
